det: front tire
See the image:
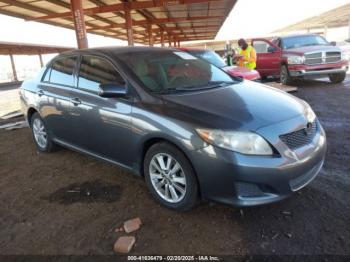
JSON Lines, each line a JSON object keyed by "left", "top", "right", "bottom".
{"left": 144, "top": 142, "right": 199, "bottom": 211}
{"left": 329, "top": 72, "right": 346, "bottom": 84}
{"left": 30, "top": 112, "right": 56, "bottom": 152}
{"left": 280, "top": 64, "right": 293, "bottom": 85}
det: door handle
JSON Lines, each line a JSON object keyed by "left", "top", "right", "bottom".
{"left": 37, "top": 90, "right": 44, "bottom": 97}
{"left": 70, "top": 97, "right": 81, "bottom": 106}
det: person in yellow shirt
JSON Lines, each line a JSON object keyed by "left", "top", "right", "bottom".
{"left": 237, "top": 38, "right": 257, "bottom": 70}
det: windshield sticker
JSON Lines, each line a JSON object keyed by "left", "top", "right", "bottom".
{"left": 173, "top": 51, "right": 197, "bottom": 60}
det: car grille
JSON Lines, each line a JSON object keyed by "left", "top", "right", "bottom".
{"left": 280, "top": 121, "right": 317, "bottom": 150}
{"left": 304, "top": 51, "right": 341, "bottom": 65}
{"left": 325, "top": 52, "right": 341, "bottom": 63}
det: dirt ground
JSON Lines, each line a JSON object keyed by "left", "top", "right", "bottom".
{"left": 0, "top": 78, "right": 349, "bottom": 257}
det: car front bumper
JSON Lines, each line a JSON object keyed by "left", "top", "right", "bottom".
{"left": 188, "top": 118, "right": 327, "bottom": 206}
{"left": 289, "top": 62, "right": 348, "bottom": 78}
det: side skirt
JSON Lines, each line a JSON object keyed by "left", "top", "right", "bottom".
{"left": 53, "top": 138, "right": 141, "bottom": 176}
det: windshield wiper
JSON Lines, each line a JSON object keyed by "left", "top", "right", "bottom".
{"left": 173, "top": 81, "right": 234, "bottom": 92}
{"left": 153, "top": 81, "right": 235, "bottom": 94}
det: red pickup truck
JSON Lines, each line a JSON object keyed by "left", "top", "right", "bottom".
{"left": 252, "top": 34, "right": 349, "bottom": 84}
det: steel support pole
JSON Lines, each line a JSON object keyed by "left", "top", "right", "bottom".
{"left": 177, "top": 41, "right": 180, "bottom": 47}
{"left": 160, "top": 29, "right": 164, "bottom": 47}
{"left": 39, "top": 53, "right": 44, "bottom": 67}
{"left": 125, "top": 9, "right": 134, "bottom": 46}
{"left": 324, "top": 25, "right": 328, "bottom": 38}
{"left": 348, "top": 19, "right": 350, "bottom": 39}
{"left": 70, "top": 0, "right": 88, "bottom": 49}
{"left": 9, "top": 53, "right": 18, "bottom": 82}
{"left": 147, "top": 23, "right": 154, "bottom": 46}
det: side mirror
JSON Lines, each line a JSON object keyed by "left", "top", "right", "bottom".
{"left": 267, "top": 46, "right": 278, "bottom": 53}
{"left": 330, "top": 41, "right": 337, "bottom": 46}
{"left": 99, "top": 83, "right": 127, "bottom": 98}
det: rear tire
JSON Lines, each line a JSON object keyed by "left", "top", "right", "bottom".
{"left": 329, "top": 72, "right": 346, "bottom": 84}
{"left": 30, "top": 112, "right": 57, "bottom": 153}
{"left": 143, "top": 142, "right": 199, "bottom": 211}
{"left": 280, "top": 64, "right": 293, "bottom": 85}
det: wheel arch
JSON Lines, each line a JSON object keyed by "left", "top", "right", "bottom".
{"left": 27, "top": 107, "right": 38, "bottom": 125}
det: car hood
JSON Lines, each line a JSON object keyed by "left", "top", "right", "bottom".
{"left": 159, "top": 81, "right": 307, "bottom": 131}
{"left": 223, "top": 66, "right": 260, "bottom": 80}
{"left": 285, "top": 45, "right": 341, "bottom": 55}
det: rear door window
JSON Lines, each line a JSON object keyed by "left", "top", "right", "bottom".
{"left": 77, "top": 55, "right": 125, "bottom": 92}
{"left": 49, "top": 56, "right": 77, "bottom": 86}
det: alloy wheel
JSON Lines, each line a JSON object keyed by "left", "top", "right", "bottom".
{"left": 149, "top": 153, "right": 187, "bottom": 203}
{"left": 32, "top": 118, "right": 48, "bottom": 149}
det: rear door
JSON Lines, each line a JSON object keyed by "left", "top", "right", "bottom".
{"left": 252, "top": 38, "right": 281, "bottom": 76}
{"left": 38, "top": 55, "right": 77, "bottom": 141}
{"left": 68, "top": 54, "right": 134, "bottom": 166}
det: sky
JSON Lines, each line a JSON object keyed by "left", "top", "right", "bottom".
{"left": 216, "top": 0, "right": 350, "bottom": 40}
{"left": 0, "top": 0, "right": 349, "bottom": 82}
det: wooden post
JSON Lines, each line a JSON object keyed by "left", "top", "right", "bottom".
{"left": 70, "top": 0, "right": 88, "bottom": 49}
{"left": 9, "top": 53, "right": 18, "bottom": 82}
{"left": 177, "top": 41, "right": 180, "bottom": 47}
{"left": 125, "top": 9, "right": 134, "bottom": 46}
{"left": 147, "top": 23, "right": 154, "bottom": 46}
{"left": 39, "top": 53, "right": 44, "bottom": 67}
{"left": 169, "top": 36, "right": 172, "bottom": 47}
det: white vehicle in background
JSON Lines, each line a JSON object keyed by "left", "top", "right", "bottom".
{"left": 336, "top": 39, "right": 350, "bottom": 63}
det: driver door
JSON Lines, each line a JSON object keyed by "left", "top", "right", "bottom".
{"left": 252, "top": 39, "right": 281, "bottom": 77}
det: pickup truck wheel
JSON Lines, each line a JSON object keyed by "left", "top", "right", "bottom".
{"left": 280, "top": 65, "right": 293, "bottom": 85}
{"left": 329, "top": 72, "right": 346, "bottom": 84}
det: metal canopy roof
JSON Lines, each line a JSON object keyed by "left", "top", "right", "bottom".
{"left": 274, "top": 3, "right": 350, "bottom": 33}
{"left": 0, "top": 0, "right": 238, "bottom": 45}
{"left": 0, "top": 41, "right": 73, "bottom": 55}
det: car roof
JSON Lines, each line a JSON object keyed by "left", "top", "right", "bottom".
{"left": 59, "top": 46, "right": 179, "bottom": 57}
{"left": 281, "top": 34, "right": 322, "bottom": 39}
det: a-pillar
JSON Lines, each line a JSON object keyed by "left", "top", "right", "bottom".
{"left": 9, "top": 53, "right": 18, "bottom": 82}
{"left": 125, "top": 9, "right": 134, "bottom": 46}
{"left": 147, "top": 23, "right": 154, "bottom": 46}
{"left": 70, "top": 0, "right": 88, "bottom": 49}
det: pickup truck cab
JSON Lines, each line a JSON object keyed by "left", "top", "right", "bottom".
{"left": 252, "top": 34, "right": 349, "bottom": 84}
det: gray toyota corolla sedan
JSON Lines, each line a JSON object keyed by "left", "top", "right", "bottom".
{"left": 20, "top": 47, "right": 327, "bottom": 211}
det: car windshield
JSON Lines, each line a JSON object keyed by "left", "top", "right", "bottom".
{"left": 282, "top": 35, "right": 329, "bottom": 49}
{"left": 117, "top": 50, "right": 235, "bottom": 93}
{"left": 187, "top": 50, "right": 227, "bottom": 68}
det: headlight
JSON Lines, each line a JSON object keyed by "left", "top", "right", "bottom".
{"left": 305, "top": 105, "right": 316, "bottom": 123}
{"left": 342, "top": 52, "right": 349, "bottom": 61}
{"left": 287, "top": 55, "right": 304, "bottom": 64}
{"left": 196, "top": 129, "right": 273, "bottom": 155}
